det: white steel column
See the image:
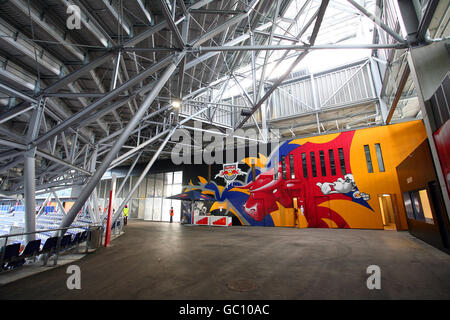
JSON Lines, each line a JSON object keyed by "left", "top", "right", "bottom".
{"left": 24, "top": 99, "right": 44, "bottom": 243}
{"left": 24, "top": 155, "right": 36, "bottom": 243}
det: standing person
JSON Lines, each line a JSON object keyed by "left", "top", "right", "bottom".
{"left": 123, "top": 205, "right": 129, "bottom": 226}
{"left": 170, "top": 206, "right": 174, "bottom": 223}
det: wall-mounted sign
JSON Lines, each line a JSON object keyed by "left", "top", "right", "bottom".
{"left": 215, "top": 163, "right": 246, "bottom": 186}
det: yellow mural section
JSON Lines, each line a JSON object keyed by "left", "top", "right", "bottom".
{"left": 270, "top": 202, "right": 309, "bottom": 228}
{"left": 241, "top": 153, "right": 268, "bottom": 168}
{"left": 348, "top": 120, "right": 427, "bottom": 229}
{"left": 321, "top": 200, "right": 380, "bottom": 229}
{"left": 289, "top": 133, "right": 341, "bottom": 146}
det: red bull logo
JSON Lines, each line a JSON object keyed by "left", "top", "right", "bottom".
{"left": 215, "top": 163, "right": 246, "bottom": 186}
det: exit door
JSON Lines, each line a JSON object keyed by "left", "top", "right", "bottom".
{"left": 378, "top": 194, "right": 397, "bottom": 230}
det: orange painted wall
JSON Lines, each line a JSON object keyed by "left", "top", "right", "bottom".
{"left": 348, "top": 120, "right": 427, "bottom": 230}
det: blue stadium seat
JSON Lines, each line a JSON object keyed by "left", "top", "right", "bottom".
{"left": 6, "top": 239, "right": 41, "bottom": 269}
{"left": 70, "top": 232, "right": 82, "bottom": 246}
{"left": 80, "top": 231, "right": 88, "bottom": 243}
{"left": 0, "top": 243, "right": 21, "bottom": 271}
{"left": 59, "top": 234, "right": 72, "bottom": 250}
{"left": 40, "top": 237, "right": 57, "bottom": 254}
{"left": 40, "top": 236, "right": 58, "bottom": 265}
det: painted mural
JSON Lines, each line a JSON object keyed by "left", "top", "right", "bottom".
{"left": 184, "top": 120, "right": 428, "bottom": 229}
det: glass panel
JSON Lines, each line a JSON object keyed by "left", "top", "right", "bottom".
{"left": 130, "top": 199, "right": 139, "bottom": 218}
{"left": 154, "top": 174, "right": 164, "bottom": 197}
{"left": 172, "top": 199, "right": 181, "bottom": 222}
{"left": 144, "top": 198, "right": 153, "bottom": 220}
{"left": 328, "top": 149, "right": 336, "bottom": 176}
{"left": 174, "top": 171, "right": 183, "bottom": 184}
{"left": 310, "top": 152, "right": 317, "bottom": 177}
{"left": 289, "top": 154, "right": 295, "bottom": 179}
{"left": 164, "top": 184, "right": 172, "bottom": 197}
{"left": 165, "top": 172, "right": 173, "bottom": 184}
{"left": 419, "top": 189, "right": 434, "bottom": 224}
{"left": 105, "top": 180, "right": 111, "bottom": 194}
{"left": 410, "top": 191, "right": 425, "bottom": 222}
{"left": 281, "top": 155, "right": 287, "bottom": 179}
{"left": 131, "top": 177, "right": 139, "bottom": 198}
{"left": 364, "top": 145, "right": 374, "bottom": 173}
{"left": 153, "top": 197, "right": 162, "bottom": 221}
{"left": 302, "top": 153, "right": 307, "bottom": 178}
{"left": 162, "top": 199, "right": 172, "bottom": 222}
{"left": 172, "top": 184, "right": 182, "bottom": 195}
{"left": 403, "top": 192, "right": 415, "bottom": 220}
{"left": 375, "top": 143, "right": 385, "bottom": 172}
{"left": 146, "top": 177, "right": 154, "bottom": 197}
{"left": 116, "top": 178, "right": 123, "bottom": 197}
{"left": 338, "top": 148, "right": 346, "bottom": 175}
{"left": 319, "top": 150, "right": 326, "bottom": 176}
{"left": 139, "top": 179, "right": 147, "bottom": 198}
{"left": 123, "top": 178, "right": 130, "bottom": 196}
{"left": 138, "top": 199, "right": 145, "bottom": 219}
{"left": 98, "top": 181, "right": 103, "bottom": 196}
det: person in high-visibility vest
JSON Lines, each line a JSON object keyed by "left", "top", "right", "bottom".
{"left": 170, "top": 206, "right": 174, "bottom": 223}
{"left": 123, "top": 205, "right": 129, "bottom": 226}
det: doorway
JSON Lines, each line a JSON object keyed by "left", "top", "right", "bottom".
{"left": 378, "top": 194, "right": 397, "bottom": 230}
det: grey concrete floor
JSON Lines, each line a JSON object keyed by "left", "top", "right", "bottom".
{"left": 0, "top": 220, "right": 449, "bottom": 300}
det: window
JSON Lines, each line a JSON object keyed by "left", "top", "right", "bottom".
{"left": 375, "top": 143, "right": 385, "bottom": 172}
{"left": 403, "top": 189, "right": 434, "bottom": 224}
{"left": 281, "top": 155, "right": 287, "bottom": 179}
{"left": 165, "top": 172, "right": 173, "bottom": 184}
{"left": 364, "top": 145, "right": 374, "bottom": 173}
{"left": 302, "top": 153, "right": 308, "bottom": 178}
{"left": 274, "top": 161, "right": 279, "bottom": 180}
{"left": 319, "top": 151, "right": 326, "bottom": 176}
{"left": 310, "top": 152, "right": 317, "bottom": 177}
{"left": 328, "top": 149, "right": 336, "bottom": 176}
{"left": 338, "top": 148, "right": 346, "bottom": 175}
{"left": 289, "top": 154, "right": 295, "bottom": 179}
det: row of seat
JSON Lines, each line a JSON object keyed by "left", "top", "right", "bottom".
{"left": 0, "top": 205, "right": 11, "bottom": 212}
{"left": 0, "top": 205, "right": 58, "bottom": 213}
{"left": 0, "top": 230, "right": 88, "bottom": 271}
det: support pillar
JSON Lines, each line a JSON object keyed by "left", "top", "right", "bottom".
{"left": 24, "top": 99, "right": 45, "bottom": 243}
{"left": 24, "top": 154, "right": 36, "bottom": 243}
{"left": 90, "top": 147, "right": 101, "bottom": 223}
{"left": 407, "top": 41, "right": 450, "bottom": 219}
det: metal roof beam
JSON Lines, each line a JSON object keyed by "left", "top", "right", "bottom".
{"left": 101, "top": 0, "right": 132, "bottom": 36}
{"left": 235, "top": 0, "right": 330, "bottom": 130}
{"left": 8, "top": 0, "right": 85, "bottom": 61}
{"left": 159, "top": 0, "right": 185, "bottom": 48}
{"left": 189, "top": 0, "right": 261, "bottom": 47}
{"left": 33, "top": 53, "right": 177, "bottom": 147}
{"left": 346, "top": 0, "right": 406, "bottom": 43}
{"left": 385, "top": 63, "right": 410, "bottom": 124}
